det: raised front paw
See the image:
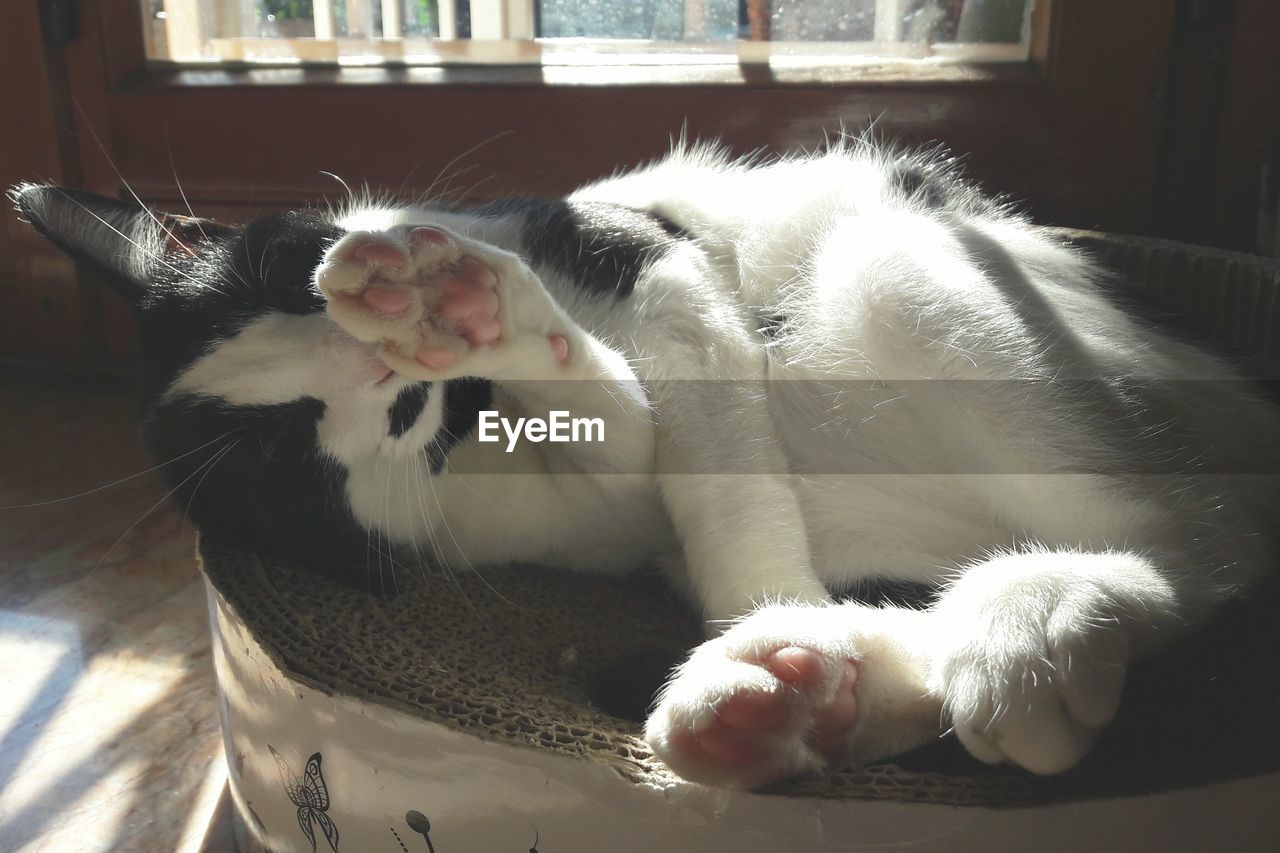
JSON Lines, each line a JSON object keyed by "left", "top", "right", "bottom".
{"left": 931, "top": 607, "right": 1128, "bottom": 775}
{"left": 315, "top": 224, "right": 571, "bottom": 381}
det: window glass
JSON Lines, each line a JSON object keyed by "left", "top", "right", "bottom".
{"left": 140, "top": 0, "right": 1033, "bottom": 65}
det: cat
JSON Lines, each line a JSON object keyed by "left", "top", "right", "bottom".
{"left": 12, "top": 139, "right": 1279, "bottom": 789}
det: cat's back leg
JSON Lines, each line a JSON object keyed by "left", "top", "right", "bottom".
{"left": 767, "top": 205, "right": 1053, "bottom": 382}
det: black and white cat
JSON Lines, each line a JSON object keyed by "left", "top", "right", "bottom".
{"left": 12, "top": 141, "right": 1279, "bottom": 789}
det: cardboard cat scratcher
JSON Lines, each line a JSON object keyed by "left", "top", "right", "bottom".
{"left": 200, "top": 230, "right": 1280, "bottom": 852}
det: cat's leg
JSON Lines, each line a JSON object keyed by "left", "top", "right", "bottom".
{"left": 646, "top": 599, "right": 942, "bottom": 787}
{"left": 927, "top": 546, "right": 1189, "bottom": 774}
{"left": 647, "top": 546, "right": 1197, "bottom": 787}
{"left": 636, "top": 256, "right": 833, "bottom": 618}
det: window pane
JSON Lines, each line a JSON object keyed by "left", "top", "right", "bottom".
{"left": 536, "top": 0, "right": 736, "bottom": 41}
{"left": 402, "top": 0, "right": 444, "bottom": 37}
{"left": 141, "top": 0, "right": 1033, "bottom": 65}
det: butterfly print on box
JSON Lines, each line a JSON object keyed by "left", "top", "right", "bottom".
{"left": 269, "top": 745, "right": 340, "bottom": 852}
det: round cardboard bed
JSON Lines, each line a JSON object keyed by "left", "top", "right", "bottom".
{"left": 202, "top": 230, "right": 1280, "bottom": 853}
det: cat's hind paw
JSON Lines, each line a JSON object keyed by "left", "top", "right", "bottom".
{"left": 928, "top": 557, "right": 1145, "bottom": 775}
{"left": 933, "top": 614, "right": 1128, "bottom": 775}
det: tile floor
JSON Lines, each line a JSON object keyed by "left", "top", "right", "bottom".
{"left": 0, "top": 365, "right": 232, "bottom": 851}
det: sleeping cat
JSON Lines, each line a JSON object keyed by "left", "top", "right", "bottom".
{"left": 12, "top": 140, "right": 1279, "bottom": 789}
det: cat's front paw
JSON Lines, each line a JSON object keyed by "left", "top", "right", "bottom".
{"left": 315, "top": 225, "right": 571, "bottom": 381}
{"left": 931, "top": 595, "right": 1129, "bottom": 775}
{"left": 647, "top": 641, "right": 859, "bottom": 789}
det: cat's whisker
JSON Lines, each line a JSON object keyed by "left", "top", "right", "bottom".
{"left": 418, "top": 163, "right": 476, "bottom": 204}
{"left": 72, "top": 99, "right": 196, "bottom": 258}
{"left": 381, "top": 453, "right": 401, "bottom": 597}
{"left": 398, "top": 450, "right": 434, "bottom": 592}
{"left": 416, "top": 447, "right": 472, "bottom": 606}
{"left": 181, "top": 437, "right": 242, "bottom": 554}
{"left": 257, "top": 237, "right": 272, "bottom": 283}
{"left": 89, "top": 438, "right": 239, "bottom": 580}
{"left": 319, "top": 171, "right": 354, "bottom": 203}
{"left": 373, "top": 452, "right": 389, "bottom": 598}
{"left": 436, "top": 169, "right": 501, "bottom": 207}
{"left": 460, "top": 174, "right": 501, "bottom": 202}
{"left": 167, "top": 143, "right": 209, "bottom": 244}
{"left": 396, "top": 160, "right": 426, "bottom": 202}
{"left": 363, "top": 457, "right": 376, "bottom": 592}
{"left": 419, "top": 473, "right": 470, "bottom": 604}
{"left": 423, "top": 454, "right": 524, "bottom": 611}
{"left": 0, "top": 426, "right": 246, "bottom": 509}
{"left": 54, "top": 191, "right": 187, "bottom": 280}
{"left": 417, "top": 130, "right": 513, "bottom": 204}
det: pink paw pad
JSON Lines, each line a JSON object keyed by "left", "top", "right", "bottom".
{"left": 409, "top": 225, "right": 451, "bottom": 248}
{"left": 362, "top": 286, "right": 413, "bottom": 315}
{"left": 671, "top": 729, "right": 765, "bottom": 769}
{"left": 427, "top": 257, "right": 503, "bottom": 347}
{"left": 768, "top": 646, "right": 828, "bottom": 686}
{"left": 704, "top": 647, "right": 834, "bottom": 732}
{"left": 672, "top": 647, "right": 861, "bottom": 782}
{"left": 414, "top": 347, "right": 458, "bottom": 370}
{"left": 351, "top": 241, "right": 408, "bottom": 269}
{"left": 811, "top": 662, "right": 859, "bottom": 755}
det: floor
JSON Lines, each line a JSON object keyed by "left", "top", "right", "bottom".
{"left": 0, "top": 365, "right": 234, "bottom": 852}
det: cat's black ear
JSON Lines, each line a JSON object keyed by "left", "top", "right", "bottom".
{"left": 9, "top": 183, "right": 238, "bottom": 304}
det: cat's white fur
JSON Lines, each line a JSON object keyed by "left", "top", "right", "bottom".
{"left": 174, "top": 141, "right": 1278, "bottom": 786}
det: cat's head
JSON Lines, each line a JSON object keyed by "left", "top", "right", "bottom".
{"left": 11, "top": 185, "right": 487, "bottom": 586}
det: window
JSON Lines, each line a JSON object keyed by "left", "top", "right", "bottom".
{"left": 142, "top": 0, "right": 1034, "bottom": 67}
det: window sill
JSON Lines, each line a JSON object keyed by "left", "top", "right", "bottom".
{"left": 121, "top": 57, "right": 1043, "bottom": 91}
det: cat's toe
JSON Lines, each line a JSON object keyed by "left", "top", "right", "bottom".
{"left": 432, "top": 261, "right": 502, "bottom": 340}
{"left": 936, "top": 620, "right": 1127, "bottom": 775}
{"left": 361, "top": 286, "right": 413, "bottom": 315}
{"left": 315, "top": 230, "right": 437, "bottom": 347}
{"left": 408, "top": 225, "right": 451, "bottom": 248}
{"left": 810, "top": 660, "right": 859, "bottom": 754}
{"left": 351, "top": 239, "right": 410, "bottom": 268}
{"left": 713, "top": 686, "right": 791, "bottom": 730}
